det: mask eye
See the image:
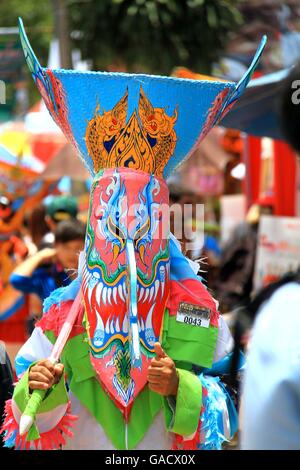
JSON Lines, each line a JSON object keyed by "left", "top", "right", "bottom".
{"left": 138, "top": 244, "right": 145, "bottom": 263}
{"left": 107, "top": 215, "right": 126, "bottom": 260}
{"left": 112, "top": 244, "right": 120, "bottom": 262}
{"left": 134, "top": 217, "right": 150, "bottom": 262}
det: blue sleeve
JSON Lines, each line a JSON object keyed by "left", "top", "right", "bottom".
{"left": 10, "top": 272, "right": 42, "bottom": 297}
{"left": 204, "top": 236, "right": 221, "bottom": 257}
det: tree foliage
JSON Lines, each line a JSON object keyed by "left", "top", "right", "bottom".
{"left": 68, "top": 0, "right": 243, "bottom": 74}
{"left": 0, "top": 0, "right": 243, "bottom": 107}
{"left": 0, "top": 0, "right": 53, "bottom": 65}
{"left": 0, "top": 0, "right": 53, "bottom": 105}
{"left": 0, "top": 0, "right": 243, "bottom": 74}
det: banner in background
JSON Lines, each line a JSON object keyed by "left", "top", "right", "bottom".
{"left": 254, "top": 215, "right": 300, "bottom": 291}
{"left": 220, "top": 194, "right": 246, "bottom": 244}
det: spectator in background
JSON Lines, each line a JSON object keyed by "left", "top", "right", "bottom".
{"left": 27, "top": 204, "right": 50, "bottom": 250}
{"left": 42, "top": 195, "right": 79, "bottom": 247}
{"left": 26, "top": 195, "right": 79, "bottom": 251}
{"left": 241, "top": 63, "right": 300, "bottom": 449}
{"left": 215, "top": 200, "right": 273, "bottom": 313}
{"left": 24, "top": 199, "right": 80, "bottom": 334}
{"left": 10, "top": 219, "right": 85, "bottom": 330}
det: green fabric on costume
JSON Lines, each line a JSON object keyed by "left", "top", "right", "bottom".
{"left": 45, "top": 331, "right": 163, "bottom": 449}
{"left": 41, "top": 304, "right": 218, "bottom": 448}
{"left": 13, "top": 365, "right": 69, "bottom": 415}
{"left": 61, "top": 333, "right": 163, "bottom": 450}
{"left": 163, "top": 368, "right": 202, "bottom": 437}
{"left": 161, "top": 311, "right": 218, "bottom": 369}
{"left": 13, "top": 364, "right": 69, "bottom": 440}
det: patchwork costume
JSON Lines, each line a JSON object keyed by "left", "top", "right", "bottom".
{"left": 1, "top": 20, "right": 265, "bottom": 450}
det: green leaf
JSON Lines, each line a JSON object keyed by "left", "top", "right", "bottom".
{"left": 187, "top": 0, "right": 204, "bottom": 7}
{"left": 127, "top": 5, "right": 138, "bottom": 15}
{"left": 207, "top": 5, "right": 218, "bottom": 29}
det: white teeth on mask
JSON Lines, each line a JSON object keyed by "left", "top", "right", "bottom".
{"left": 160, "top": 267, "right": 166, "bottom": 299}
{"left": 107, "top": 287, "right": 112, "bottom": 305}
{"left": 140, "top": 317, "right": 145, "bottom": 331}
{"left": 139, "top": 287, "right": 144, "bottom": 302}
{"left": 88, "top": 286, "right": 93, "bottom": 306}
{"left": 145, "top": 304, "right": 155, "bottom": 332}
{"left": 95, "top": 310, "right": 104, "bottom": 330}
{"left": 96, "top": 282, "right": 103, "bottom": 305}
{"left": 118, "top": 283, "right": 124, "bottom": 302}
{"left": 93, "top": 311, "right": 105, "bottom": 347}
{"left": 161, "top": 281, "right": 165, "bottom": 299}
{"left": 155, "top": 279, "right": 160, "bottom": 297}
{"left": 144, "top": 288, "right": 150, "bottom": 303}
{"left": 110, "top": 319, "right": 115, "bottom": 334}
{"left": 102, "top": 286, "right": 107, "bottom": 304}
{"left": 113, "top": 286, "right": 118, "bottom": 304}
{"left": 149, "top": 286, "right": 155, "bottom": 301}
{"left": 122, "top": 315, "right": 128, "bottom": 333}
{"left": 123, "top": 282, "right": 127, "bottom": 298}
{"left": 105, "top": 319, "right": 110, "bottom": 334}
{"left": 115, "top": 317, "right": 120, "bottom": 332}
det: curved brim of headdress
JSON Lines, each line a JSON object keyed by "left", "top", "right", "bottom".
{"left": 19, "top": 18, "right": 266, "bottom": 179}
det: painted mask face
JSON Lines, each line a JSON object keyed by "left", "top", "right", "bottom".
{"left": 81, "top": 167, "right": 170, "bottom": 411}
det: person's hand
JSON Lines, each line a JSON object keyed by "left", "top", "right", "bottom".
{"left": 147, "top": 343, "right": 179, "bottom": 396}
{"left": 37, "top": 248, "right": 57, "bottom": 265}
{"left": 29, "top": 360, "right": 64, "bottom": 391}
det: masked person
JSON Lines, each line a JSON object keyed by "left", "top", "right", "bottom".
{"left": 0, "top": 20, "right": 265, "bottom": 450}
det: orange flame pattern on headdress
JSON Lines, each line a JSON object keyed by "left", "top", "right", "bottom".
{"left": 85, "top": 87, "right": 178, "bottom": 176}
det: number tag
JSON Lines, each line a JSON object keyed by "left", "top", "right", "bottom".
{"left": 176, "top": 302, "right": 211, "bottom": 328}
